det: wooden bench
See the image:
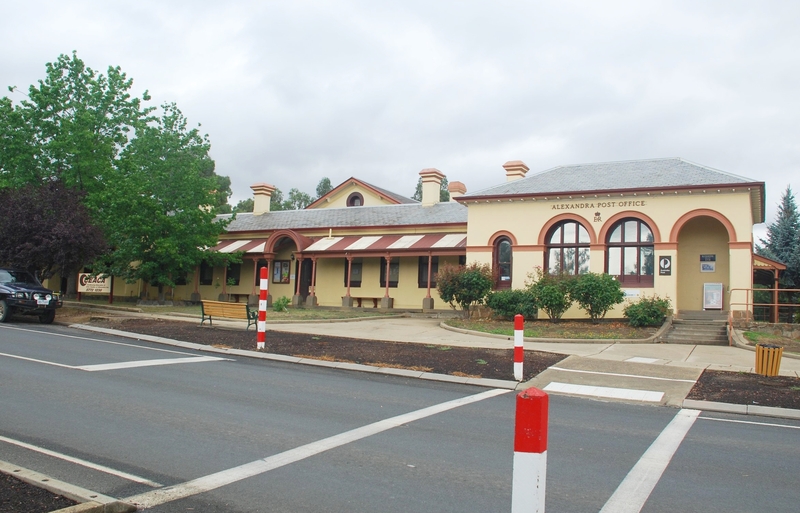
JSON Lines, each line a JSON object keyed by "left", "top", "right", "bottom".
{"left": 344, "top": 297, "right": 381, "bottom": 308}
{"left": 200, "top": 300, "right": 258, "bottom": 330}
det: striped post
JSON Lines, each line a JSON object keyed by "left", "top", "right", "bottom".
{"left": 512, "top": 387, "right": 548, "bottom": 513}
{"left": 257, "top": 266, "right": 268, "bottom": 350}
{"left": 514, "top": 314, "right": 524, "bottom": 381}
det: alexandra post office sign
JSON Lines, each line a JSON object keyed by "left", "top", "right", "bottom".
{"left": 78, "top": 273, "right": 111, "bottom": 293}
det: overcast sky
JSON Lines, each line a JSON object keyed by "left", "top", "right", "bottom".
{"left": 2, "top": 1, "right": 798, "bottom": 238}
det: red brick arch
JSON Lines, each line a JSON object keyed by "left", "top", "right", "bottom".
{"left": 488, "top": 230, "right": 518, "bottom": 246}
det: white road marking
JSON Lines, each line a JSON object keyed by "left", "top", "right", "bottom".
{"left": 0, "top": 351, "right": 75, "bottom": 369}
{"left": 699, "top": 416, "right": 800, "bottom": 430}
{"left": 0, "top": 324, "right": 198, "bottom": 356}
{"left": 76, "top": 356, "right": 228, "bottom": 371}
{"left": 625, "top": 357, "right": 660, "bottom": 364}
{"left": 544, "top": 382, "right": 664, "bottom": 402}
{"left": 0, "top": 435, "right": 162, "bottom": 487}
{"left": 549, "top": 366, "right": 697, "bottom": 383}
{"left": 599, "top": 408, "right": 700, "bottom": 513}
{"left": 123, "top": 388, "right": 511, "bottom": 509}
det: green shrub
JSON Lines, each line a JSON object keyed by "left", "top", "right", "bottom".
{"left": 623, "top": 295, "right": 672, "bottom": 327}
{"left": 436, "top": 262, "right": 494, "bottom": 319}
{"left": 571, "top": 273, "right": 625, "bottom": 323}
{"left": 527, "top": 267, "right": 575, "bottom": 323}
{"left": 273, "top": 296, "right": 290, "bottom": 312}
{"left": 486, "top": 289, "right": 538, "bottom": 320}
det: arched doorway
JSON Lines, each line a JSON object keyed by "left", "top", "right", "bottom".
{"left": 676, "top": 216, "right": 730, "bottom": 311}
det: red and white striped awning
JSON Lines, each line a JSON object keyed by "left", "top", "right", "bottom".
{"left": 211, "top": 234, "right": 466, "bottom": 255}
{"left": 303, "top": 233, "right": 466, "bottom": 253}
{"left": 211, "top": 239, "right": 269, "bottom": 254}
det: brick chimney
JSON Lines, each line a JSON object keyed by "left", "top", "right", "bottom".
{"left": 503, "top": 160, "right": 529, "bottom": 182}
{"left": 419, "top": 168, "right": 445, "bottom": 206}
{"left": 250, "top": 183, "right": 277, "bottom": 215}
{"left": 448, "top": 181, "right": 466, "bottom": 201}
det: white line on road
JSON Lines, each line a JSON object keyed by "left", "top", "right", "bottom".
{"left": 123, "top": 388, "right": 512, "bottom": 509}
{"left": 76, "top": 356, "right": 229, "bottom": 371}
{"left": 599, "top": 408, "right": 700, "bottom": 513}
{"left": 0, "top": 350, "right": 228, "bottom": 372}
{"left": 699, "top": 416, "right": 800, "bottom": 430}
{"left": 544, "top": 382, "right": 664, "bottom": 402}
{"left": 548, "top": 366, "right": 697, "bottom": 383}
{"left": 0, "top": 435, "right": 162, "bottom": 487}
{"left": 0, "top": 324, "right": 199, "bottom": 356}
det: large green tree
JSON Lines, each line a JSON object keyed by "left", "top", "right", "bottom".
{"left": 757, "top": 186, "right": 800, "bottom": 288}
{"left": 0, "top": 53, "right": 233, "bottom": 296}
{"left": 91, "top": 104, "right": 232, "bottom": 298}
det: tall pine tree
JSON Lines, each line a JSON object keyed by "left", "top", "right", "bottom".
{"left": 757, "top": 186, "right": 800, "bottom": 288}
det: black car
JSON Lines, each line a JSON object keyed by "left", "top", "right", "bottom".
{"left": 0, "top": 268, "right": 62, "bottom": 324}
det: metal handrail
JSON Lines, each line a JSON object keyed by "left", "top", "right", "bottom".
{"left": 729, "top": 287, "right": 800, "bottom": 324}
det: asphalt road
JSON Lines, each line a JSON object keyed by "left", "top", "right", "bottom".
{"left": 1, "top": 322, "right": 799, "bottom": 512}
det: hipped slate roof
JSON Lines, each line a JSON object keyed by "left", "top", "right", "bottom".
{"left": 221, "top": 201, "right": 466, "bottom": 234}
{"left": 463, "top": 158, "right": 762, "bottom": 198}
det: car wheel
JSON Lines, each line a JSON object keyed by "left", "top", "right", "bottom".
{"left": 0, "top": 299, "right": 9, "bottom": 322}
{"left": 39, "top": 309, "right": 56, "bottom": 324}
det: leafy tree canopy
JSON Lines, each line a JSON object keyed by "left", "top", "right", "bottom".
{"left": 0, "top": 52, "right": 232, "bottom": 291}
{"left": 412, "top": 176, "right": 450, "bottom": 202}
{"left": 91, "top": 103, "right": 233, "bottom": 292}
{"left": 315, "top": 177, "right": 332, "bottom": 199}
{"left": 0, "top": 182, "right": 108, "bottom": 280}
{"left": 436, "top": 262, "right": 493, "bottom": 318}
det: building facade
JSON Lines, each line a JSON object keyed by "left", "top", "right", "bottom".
{"left": 66, "top": 158, "right": 766, "bottom": 318}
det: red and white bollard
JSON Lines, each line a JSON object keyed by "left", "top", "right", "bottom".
{"left": 514, "top": 314, "right": 524, "bottom": 381}
{"left": 512, "top": 387, "right": 548, "bottom": 513}
{"left": 257, "top": 266, "right": 268, "bottom": 350}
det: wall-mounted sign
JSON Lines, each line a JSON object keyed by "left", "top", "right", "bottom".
{"left": 77, "top": 273, "right": 111, "bottom": 293}
{"left": 703, "top": 283, "right": 723, "bottom": 310}
{"left": 658, "top": 256, "right": 672, "bottom": 276}
{"left": 700, "top": 254, "right": 716, "bottom": 273}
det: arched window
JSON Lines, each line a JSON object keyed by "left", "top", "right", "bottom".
{"left": 347, "top": 192, "right": 364, "bottom": 207}
{"left": 606, "top": 218, "right": 654, "bottom": 287}
{"left": 493, "top": 237, "right": 512, "bottom": 289}
{"left": 546, "top": 220, "right": 590, "bottom": 275}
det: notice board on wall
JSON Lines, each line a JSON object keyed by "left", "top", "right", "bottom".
{"left": 703, "top": 283, "right": 724, "bottom": 310}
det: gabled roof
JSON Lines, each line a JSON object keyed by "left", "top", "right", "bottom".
{"left": 305, "top": 177, "right": 416, "bottom": 209}
{"left": 460, "top": 157, "right": 766, "bottom": 223}
{"left": 221, "top": 201, "right": 466, "bottom": 233}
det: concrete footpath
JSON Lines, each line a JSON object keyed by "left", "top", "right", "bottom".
{"left": 71, "top": 310, "right": 800, "bottom": 419}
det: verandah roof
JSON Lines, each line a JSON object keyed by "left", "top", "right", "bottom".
{"left": 211, "top": 233, "right": 466, "bottom": 257}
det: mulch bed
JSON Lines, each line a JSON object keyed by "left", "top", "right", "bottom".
{"left": 0, "top": 472, "right": 76, "bottom": 513}
{"left": 94, "top": 318, "right": 568, "bottom": 381}
{"left": 686, "top": 369, "right": 800, "bottom": 409}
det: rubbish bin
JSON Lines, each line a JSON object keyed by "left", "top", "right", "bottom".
{"left": 755, "top": 343, "right": 783, "bottom": 377}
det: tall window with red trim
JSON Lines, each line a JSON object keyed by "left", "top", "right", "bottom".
{"left": 606, "top": 218, "right": 654, "bottom": 287}
{"left": 493, "top": 237, "right": 512, "bottom": 289}
{"left": 546, "top": 220, "right": 590, "bottom": 275}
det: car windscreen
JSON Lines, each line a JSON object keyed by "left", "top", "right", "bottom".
{"left": 0, "top": 270, "right": 41, "bottom": 286}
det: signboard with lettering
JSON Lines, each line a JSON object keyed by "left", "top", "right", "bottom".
{"left": 700, "top": 254, "right": 716, "bottom": 273}
{"left": 658, "top": 256, "right": 672, "bottom": 276}
{"left": 78, "top": 273, "right": 111, "bottom": 294}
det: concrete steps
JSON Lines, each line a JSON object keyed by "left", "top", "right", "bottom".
{"left": 664, "top": 311, "right": 728, "bottom": 345}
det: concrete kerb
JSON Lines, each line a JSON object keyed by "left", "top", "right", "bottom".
{"left": 70, "top": 324, "right": 519, "bottom": 390}
{"left": 0, "top": 460, "right": 135, "bottom": 513}
{"left": 730, "top": 328, "right": 800, "bottom": 361}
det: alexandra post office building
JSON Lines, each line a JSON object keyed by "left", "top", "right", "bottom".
{"left": 77, "top": 158, "right": 767, "bottom": 320}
